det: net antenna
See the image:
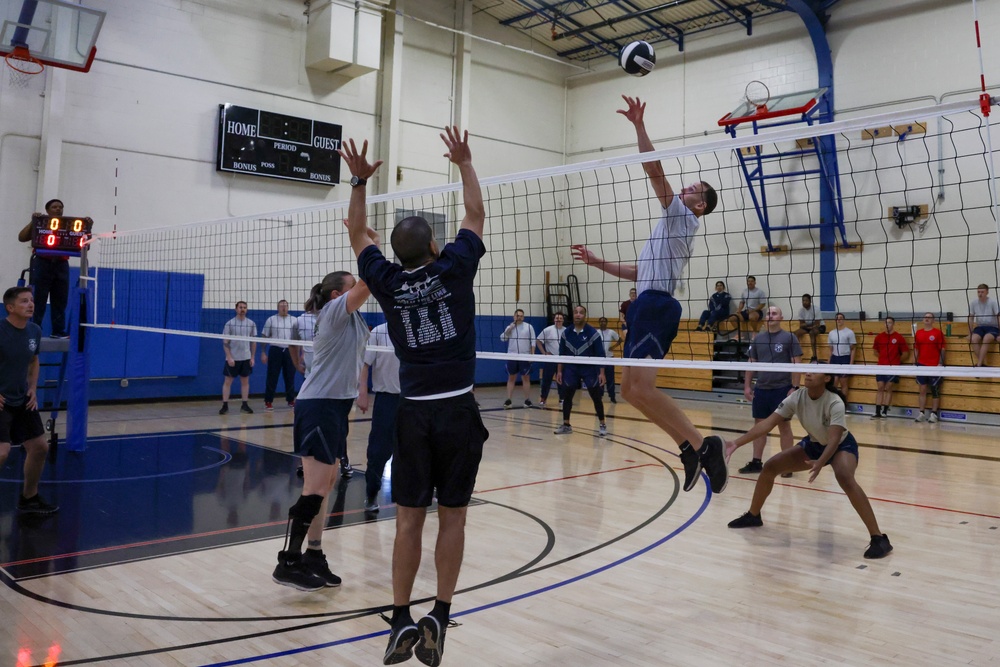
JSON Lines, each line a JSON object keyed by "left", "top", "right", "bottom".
{"left": 5, "top": 45, "right": 44, "bottom": 87}
{"left": 745, "top": 80, "right": 770, "bottom": 115}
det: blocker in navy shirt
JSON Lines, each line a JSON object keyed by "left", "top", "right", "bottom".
{"left": 358, "top": 228, "right": 486, "bottom": 398}
{"left": 560, "top": 323, "right": 605, "bottom": 376}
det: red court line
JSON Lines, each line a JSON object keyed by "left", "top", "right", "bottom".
{"left": 474, "top": 463, "right": 656, "bottom": 494}
{"left": 730, "top": 475, "right": 1000, "bottom": 520}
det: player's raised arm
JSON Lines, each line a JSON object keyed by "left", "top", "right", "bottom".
{"left": 570, "top": 244, "right": 638, "bottom": 282}
{"left": 618, "top": 95, "right": 673, "bottom": 210}
{"left": 337, "top": 138, "right": 383, "bottom": 258}
{"left": 442, "top": 126, "right": 485, "bottom": 239}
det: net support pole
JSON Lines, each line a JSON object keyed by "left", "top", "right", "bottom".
{"left": 67, "top": 248, "right": 91, "bottom": 453}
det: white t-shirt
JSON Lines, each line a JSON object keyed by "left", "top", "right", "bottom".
{"left": 775, "top": 388, "right": 848, "bottom": 446}
{"left": 797, "top": 304, "right": 818, "bottom": 325}
{"left": 293, "top": 312, "right": 317, "bottom": 377}
{"left": 363, "top": 323, "right": 401, "bottom": 394}
{"left": 599, "top": 328, "right": 620, "bottom": 357}
{"left": 828, "top": 327, "right": 857, "bottom": 357}
{"left": 969, "top": 297, "right": 1000, "bottom": 327}
{"left": 635, "top": 197, "right": 699, "bottom": 296}
{"left": 501, "top": 321, "right": 536, "bottom": 355}
{"left": 262, "top": 313, "right": 297, "bottom": 349}
{"left": 536, "top": 324, "right": 565, "bottom": 356}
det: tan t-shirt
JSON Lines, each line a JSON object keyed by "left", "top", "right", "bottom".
{"left": 775, "top": 388, "right": 848, "bottom": 446}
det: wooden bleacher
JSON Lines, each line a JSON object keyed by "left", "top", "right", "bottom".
{"left": 591, "top": 316, "right": 1000, "bottom": 415}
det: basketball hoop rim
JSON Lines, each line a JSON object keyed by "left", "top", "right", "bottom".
{"left": 5, "top": 46, "right": 45, "bottom": 75}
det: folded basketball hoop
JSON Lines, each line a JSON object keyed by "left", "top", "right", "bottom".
{"left": 5, "top": 47, "right": 44, "bottom": 88}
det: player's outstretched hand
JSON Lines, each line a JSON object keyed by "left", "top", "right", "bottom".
{"left": 723, "top": 439, "right": 738, "bottom": 463}
{"left": 570, "top": 244, "right": 599, "bottom": 266}
{"left": 617, "top": 95, "right": 646, "bottom": 125}
{"left": 441, "top": 126, "right": 472, "bottom": 165}
{"left": 337, "top": 138, "right": 383, "bottom": 180}
{"left": 807, "top": 459, "right": 823, "bottom": 483}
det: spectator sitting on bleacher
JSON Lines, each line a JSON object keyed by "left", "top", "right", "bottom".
{"left": 968, "top": 283, "right": 1000, "bottom": 368}
{"left": 793, "top": 293, "right": 824, "bottom": 361}
{"left": 731, "top": 275, "right": 766, "bottom": 340}
{"left": 695, "top": 281, "right": 731, "bottom": 332}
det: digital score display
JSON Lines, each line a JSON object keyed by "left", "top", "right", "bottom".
{"left": 216, "top": 104, "right": 343, "bottom": 185}
{"left": 31, "top": 215, "right": 94, "bottom": 256}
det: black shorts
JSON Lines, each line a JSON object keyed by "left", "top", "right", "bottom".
{"left": 293, "top": 398, "right": 353, "bottom": 465}
{"left": 0, "top": 403, "right": 46, "bottom": 444}
{"left": 392, "top": 392, "right": 489, "bottom": 508}
{"left": 223, "top": 359, "right": 253, "bottom": 377}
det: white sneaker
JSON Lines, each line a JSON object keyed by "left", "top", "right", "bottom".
{"left": 928, "top": 413, "right": 938, "bottom": 423}
{"left": 598, "top": 424, "right": 608, "bottom": 437}
{"left": 915, "top": 412, "right": 927, "bottom": 422}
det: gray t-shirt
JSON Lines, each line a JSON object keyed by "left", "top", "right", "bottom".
{"left": 0, "top": 319, "right": 42, "bottom": 407}
{"left": 775, "top": 388, "right": 848, "bottom": 446}
{"left": 222, "top": 316, "right": 257, "bottom": 361}
{"left": 364, "top": 323, "right": 401, "bottom": 394}
{"left": 293, "top": 312, "right": 317, "bottom": 377}
{"left": 969, "top": 297, "right": 1000, "bottom": 327}
{"left": 748, "top": 329, "right": 801, "bottom": 389}
{"left": 297, "top": 294, "right": 370, "bottom": 401}
{"left": 636, "top": 197, "right": 699, "bottom": 296}
{"left": 797, "top": 304, "right": 818, "bottom": 325}
{"left": 262, "top": 314, "right": 297, "bottom": 349}
{"left": 741, "top": 287, "right": 767, "bottom": 310}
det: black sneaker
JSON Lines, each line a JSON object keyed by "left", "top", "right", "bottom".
{"left": 738, "top": 459, "right": 764, "bottom": 474}
{"left": 415, "top": 614, "right": 446, "bottom": 667}
{"left": 864, "top": 533, "right": 893, "bottom": 559}
{"left": 219, "top": 403, "right": 229, "bottom": 415}
{"left": 364, "top": 496, "right": 380, "bottom": 512}
{"left": 341, "top": 463, "right": 354, "bottom": 479}
{"left": 302, "top": 550, "right": 342, "bottom": 587}
{"left": 523, "top": 399, "right": 533, "bottom": 408}
{"left": 728, "top": 511, "right": 763, "bottom": 528}
{"left": 384, "top": 621, "right": 420, "bottom": 665}
{"left": 17, "top": 494, "right": 59, "bottom": 515}
{"left": 503, "top": 399, "right": 513, "bottom": 410}
{"left": 240, "top": 402, "right": 254, "bottom": 414}
{"left": 678, "top": 442, "right": 702, "bottom": 492}
{"left": 699, "top": 436, "right": 729, "bottom": 493}
{"left": 272, "top": 551, "right": 326, "bottom": 592}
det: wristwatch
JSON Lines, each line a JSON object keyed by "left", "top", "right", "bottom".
{"left": 350, "top": 176, "right": 366, "bottom": 188}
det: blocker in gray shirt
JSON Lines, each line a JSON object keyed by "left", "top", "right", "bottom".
{"left": 748, "top": 329, "right": 802, "bottom": 389}
{"left": 297, "top": 292, "right": 370, "bottom": 401}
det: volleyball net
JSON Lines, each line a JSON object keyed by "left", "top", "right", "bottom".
{"left": 85, "top": 96, "right": 999, "bottom": 385}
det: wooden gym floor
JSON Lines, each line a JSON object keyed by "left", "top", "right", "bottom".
{"left": 0, "top": 386, "right": 997, "bottom": 666}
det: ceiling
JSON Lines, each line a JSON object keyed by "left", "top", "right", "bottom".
{"left": 472, "top": 0, "right": 844, "bottom": 63}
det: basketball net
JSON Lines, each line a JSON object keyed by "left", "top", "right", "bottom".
{"left": 5, "top": 47, "right": 44, "bottom": 88}
{"left": 745, "top": 80, "right": 770, "bottom": 116}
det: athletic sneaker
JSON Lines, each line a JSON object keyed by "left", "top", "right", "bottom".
{"left": 384, "top": 621, "right": 420, "bottom": 665}
{"left": 928, "top": 413, "right": 938, "bottom": 423}
{"left": 609, "top": 397, "right": 617, "bottom": 404}
{"left": 678, "top": 442, "right": 702, "bottom": 492}
{"left": 524, "top": 399, "right": 533, "bottom": 408}
{"left": 914, "top": 412, "right": 927, "bottom": 422}
{"left": 364, "top": 496, "right": 380, "bottom": 512}
{"left": 503, "top": 399, "right": 513, "bottom": 410}
{"left": 699, "top": 436, "right": 729, "bottom": 493}
{"left": 870, "top": 412, "right": 881, "bottom": 420}
{"left": 728, "top": 511, "right": 763, "bottom": 528}
{"left": 538, "top": 400, "right": 546, "bottom": 407}
{"left": 341, "top": 463, "right": 354, "bottom": 479}
{"left": 288, "top": 400, "right": 296, "bottom": 409}
{"left": 272, "top": 551, "right": 326, "bottom": 592}
{"left": 301, "top": 550, "right": 342, "bottom": 587}
{"left": 240, "top": 402, "right": 254, "bottom": 414}
{"left": 739, "top": 459, "right": 764, "bottom": 474}
{"left": 415, "top": 614, "right": 446, "bottom": 667}
{"left": 264, "top": 402, "right": 274, "bottom": 412}
{"left": 864, "top": 533, "right": 893, "bottom": 559}
{"left": 17, "top": 494, "right": 59, "bottom": 515}
{"left": 554, "top": 424, "right": 573, "bottom": 435}
{"left": 780, "top": 472, "right": 793, "bottom": 479}
{"left": 219, "top": 403, "right": 229, "bottom": 415}
{"left": 598, "top": 423, "right": 608, "bottom": 437}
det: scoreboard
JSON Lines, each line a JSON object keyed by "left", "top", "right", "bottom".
{"left": 216, "top": 104, "right": 343, "bottom": 185}
{"left": 31, "top": 215, "right": 93, "bottom": 256}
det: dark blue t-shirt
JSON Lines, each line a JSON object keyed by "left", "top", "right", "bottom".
{"left": 358, "top": 228, "right": 486, "bottom": 398}
{"left": 560, "top": 323, "right": 605, "bottom": 366}
{"left": 0, "top": 319, "right": 42, "bottom": 407}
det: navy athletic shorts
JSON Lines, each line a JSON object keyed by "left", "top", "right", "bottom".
{"left": 623, "top": 290, "right": 681, "bottom": 359}
{"left": 293, "top": 398, "right": 353, "bottom": 465}
{"left": 799, "top": 432, "right": 859, "bottom": 463}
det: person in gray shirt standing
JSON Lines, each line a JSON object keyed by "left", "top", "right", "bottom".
{"left": 220, "top": 301, "right": 257, "bottom": 415}
{"left": 356, "top": 321, "right": 400, "bottom": 513}
{"left": 734, "top": 305, "right": 801, "bottom": 475}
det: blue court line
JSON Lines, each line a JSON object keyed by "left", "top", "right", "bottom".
{"left": 197, "top": 445, "right": 712, "bottom": 666}
{"left": 0, "top": 447, "right": 231, "bottom": 484}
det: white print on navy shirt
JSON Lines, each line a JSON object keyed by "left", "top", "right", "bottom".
{"left": 395, "top": 274, "right": 456, "bottom": 348}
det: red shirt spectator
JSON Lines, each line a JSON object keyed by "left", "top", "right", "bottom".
{"left": 873, "top": 331, "right": 909, "bottom": 365}
{"left": 914, "top": 326, "right": 945, "bottom": 366}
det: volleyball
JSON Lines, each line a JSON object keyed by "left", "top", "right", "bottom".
{"left": 619, "top": 41, "right": 656, "bottom": 77}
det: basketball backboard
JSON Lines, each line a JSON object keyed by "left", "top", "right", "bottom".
{"left": 0, "top": 0, "right": 105, "bottom": 72}
{"left": 718, "top": 87, "right": 828, "bottom": 127}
